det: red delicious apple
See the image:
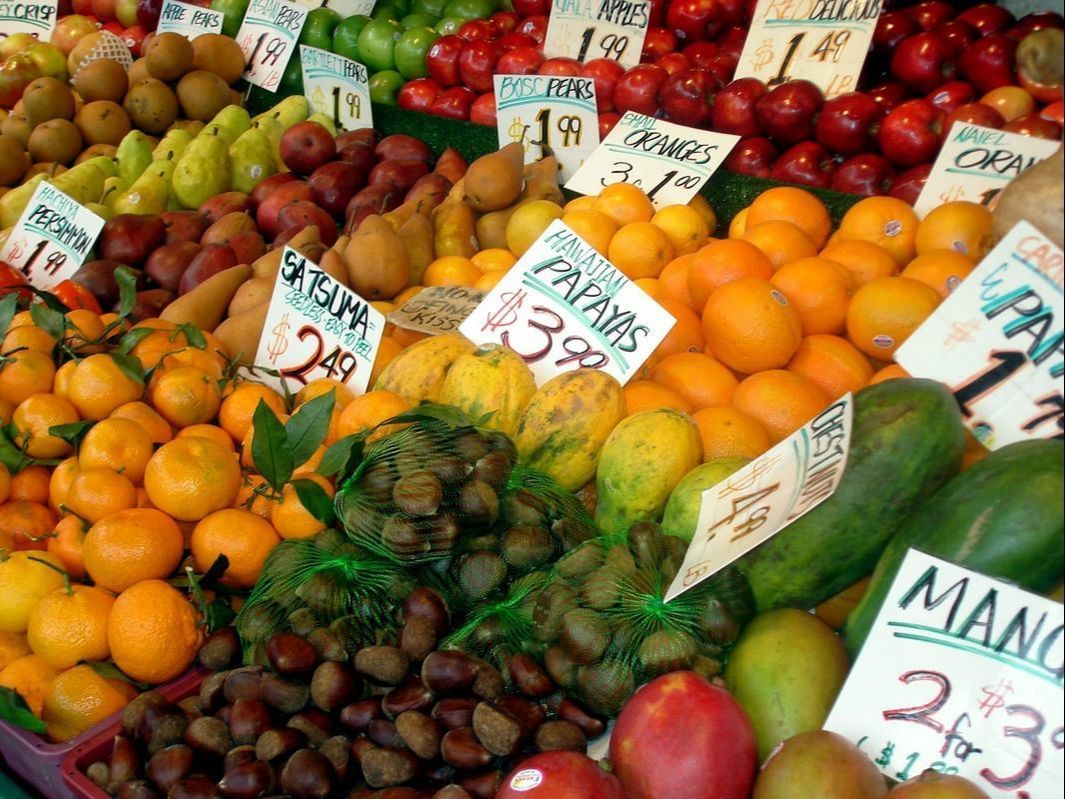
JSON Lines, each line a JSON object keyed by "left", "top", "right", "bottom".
{"left": 889, "top": 163, "right": 933, "bottom": 204}
{"left": 498, "top": 752, "right": 624, "bottom": 799}
{"left": 470, "top": 91, "right": 497, "bottom": 126}
{"left": 98, "top": 214, "right": 166, "bottom": 266}
{"left": 659, "top": 68, "right": 718, "bottom": 127}
{"left": 426, "top": 35, "right": 465, "bottom": 87}
{"left": 457, "top": 18, "right": 495, "bottom": 42}
{"left": 369, "top": 158, "right": 430, "bottom": 193}
{"left": 879, "top": 99, "right": 943, "bottom": 166}
{"left": 598, "top": 111, "right": 620, "bottom": 139}
{"left": 458, "top": 40, "right": 500, "bottom": 92}
{"left": 754, "top": 79, "right": 823, "bottom": 145}
{"left": 926, "top": 80, "right": 975, "bottom": 114}
{"left": 161, "top": 210, "right": 209, "bottom": 244}
{"left": 280, "top": 121, "right": 337, "bottom": 175}
{"left": 710, "top": 77, "right": 766, "bottom": 136}
{"left": 654, "top": 52, "right": 691, "bottom": 76}
{"left": 511, "top": 0, "right": 546, "bottom": 16}
{"left": 815, "top": 91, "right": 883, "bottom": 155}
{"left": 309, "top": 161, "right": 367, "bottom": 218}
{"left": 1003, "top": 112, "right": 1063, "bottom": 139}
{"left": 641, "top": 27, "right": 677, "bottom": 62}
{"left": 724, "top": 136, "right": 778, "bottom": 177}
{"left": 199, "top": 191, "right": 252, "bottom": 223}
{"left": 906, "top": 0, "right": 954, "bottom": 31}
{"left": 338, "top": 143, "right": 376, "bottom": 177}
{"left": 958, "top": 33, "right": 1017, "bottom": 93}
{"left": 1007, "top": 12, "right": 1065, "bottom": 41}
{"left": 682, "top": 40, "right": 719, "bottom": 69}
{"left": 874, "top": 11, "right": 920, "bottom": 50}
{"left": 430, "top": 86, "right": 477, "bottom": 120}
{"left": 770, "top": 141, "right": 837, "bottom": 189}
{"left": 538, "top": 57, "right": 582, "bottom": 77}
{"left": 336, "top": 128, "right": 376, "bottom": 151}
{"left": 496, "top": 46, "right": 543, "bottom": 76}
{"left": 582, "top": 58, "right": 625, "bottom": 113}
{"left": 497, "top": 32, "right": 536, "bottom": 51}
{"left": 867, "top": 81, "right": 909, "bottom": 113}
{"left": 398, "top": 77, "right": 441, "bottom": 113}
{"left": 957, "top": 3, "right": 1015, "bottom": 36}
{"left": 942, "top": 101, "right": 1005, "bottom": 132}
{"left": 119, "top": 25, "right": 148, "bottom": 57}
{"left": 890, "top": 31, "right": 959, "bottom": 93}
{"left": 178, "top": 243, "right": 238, "bottom": 295}
{"left": 276, "top": 201, "right": 338, "bottom": 246}
{"left": 938, "top": 19, "right": 979, "bottom": 51}
{"left": 375, "top": 134, "right": 432, "bottom": 163}
{"left": 256, "top": 181, "right": 315, "bottom": 238}
{"left": 831, "top": 153, "right": 896, "bottom": 196}
{"left": 610, "top": 671, "right": 757, "bottom": 799}
{"left": 615, "top": 64, "right": 669, "bottom": 116}
{"left": 489, "top": 10, "right": 519, "bottom": 35}
{"left": 518, "top": 14, "right": 547, "bottom": 44}
{"left": 667, "top": 0, "right": 725, "bottom": 42}
{"left": 136, "top": 0, "right": 161, "bottom": 30}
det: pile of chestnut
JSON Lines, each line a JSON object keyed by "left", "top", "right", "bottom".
{"left": 86, "top": 587, "right": 606, "bottom": 799}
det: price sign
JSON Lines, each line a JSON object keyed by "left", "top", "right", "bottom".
{"left": 388, "top": 286, "right": 485, "bottom": 336}
{"left": 0, "top": 0, "right": 58, "bottom": 39}
{"left": 255, "top": 247, "right": 385, "bottom": 395}
{"left": 542, "top": 0, "right": 650, "bottom": 69}
{"left": 565, "top": 111, "right": 739, "bottom": 209}
{"left": 292, "top": 0, "right": 374, "bottom": 13}
{"left": 461, "top": 219, "right": 675, "bottom": 386}
{"left": 896, "top": 222, "right": 1063, "bottom": 449}
{"left": 825, "top": 550, "right": 1064, "bottom": 797}
{"left": 156, "top": 0, "right": 224, "bottom": 38}
{"left": 300, "top": 46, "right": 372, "bottom": 133}
{"left": 913, "top": 122, "right": 1059, "bottom": 218}
{"left": 0, "top": 181, "right": 103, "bottom": 292}
{"left": 494, "top": 74, "right": 600, "bottom": 182}
{"left": 734, "top": 0, "right": 884, "bottom": 99}
{"left": 235, "top": 0, "right": 308, "bottom": 91}
{"left": 665, "top": 395, "right": 852, "bottom": 602}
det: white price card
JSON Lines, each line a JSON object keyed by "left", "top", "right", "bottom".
{"left": 0, "top": 182, "right": 103, "bottom": 292}
{"left": 494, "top": 74, "right": 600, "bottom": 182}
{"left": 156, "top": 0, "right": 224, "bottom": 38}
{"left": 913, "top": 122, "right": 1060, "bottom": 218}
{"left": 388, "top": 286, "right": 485, "bottom": 336}
{"left": 0, "top": 0, "right": 57, "bottom": 39}
{"left": 896, "top": 221, "right": 1063, "bottom": 449}
{"left": 825, "top": 550, "right": 1064, "bottom": 797}
{"left": 734, "top": 0, "right": 885, "bottom": 99}
{"left": 565, "top": 110, "right": 739, "bottom": 209}
{"left": 235, "top": 0, "right": 309, "bottom": 92}
{"left": 542, "top": 0, "right": 651, "bottom": 69}
{"left": 300, "top": 46, "right": 372, "bottom": 133}
{"left": 460, "top": 219, "right": 675, "bottom": 386}
{"left": 255, "top": 247, "right": 385, "bottom": 395}
{"left": 665, "top": 394, "right": 852, "bottom": 602}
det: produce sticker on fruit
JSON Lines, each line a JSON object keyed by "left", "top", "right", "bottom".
{"left": 300, "top": 45, "right": 372, "bottom": 132}
{"left": 0, "top": 181, "right": 103, "bottom": 292}
{"left": 494, "top": 74, "right": 600, "bottom": 182}
{"left": 255, "top": 246, "right": 385, "bottom": 394}
{"left": 913, "top": 122, "right": 1060, "bottom": 217}
{"left": 388, "top": 286, "right": 486, "bottom": 336}
{"left": 825, "top": 550, "right": 1064, "bottom": 798}
{"left": 156, "top": 0, "right": 224, "bottom": 39}
{"left": 665, "top": 394, "right": 853, "bottom": 602}
{"left": 734, "top": 0, "right": 885, "bottom": 99}
{"left": 565, "top": 111, "right": 740, "bottom": 209}
{"left": 460, "top": 219, "right": 676, "bottom": 386}
{"left": 896, "top": 221, "right": 1064, "bottom": 449}
{"left": 0, "top": 0, "right": 57, "bottom": 38}
{"left": 542, "top": 0, "right": 651, "bottom": 69}
{"left": 235, "top": 0, "right": 309, "bottom": 92}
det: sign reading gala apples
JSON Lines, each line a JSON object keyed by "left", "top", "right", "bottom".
{"left": 157, "top": 0, "right": 224, "bottom": 38}
{"left": 542, "top": 0, "right": 651, "bottom": 69}
{"left": 235, "top": 0, "right": 308, "bottom": 92}
{"left": 300, "top": 45, "right": 372, "bottom": 132}
{"left": 0, "top": 0, "right": 58, "bottom": 39}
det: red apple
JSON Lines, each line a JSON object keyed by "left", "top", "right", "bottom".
{"left": 610, "top": 672, "right": 757, "bottom": 799}
{"left": 879, "top": 99, "right": 943, "bottom": 166}
{"left": 398, "top": 77, "right": 441, "bottom": 113}
{"left": 496, "top": 46, "right": 543, "bottom": 76}
{"left": 489, "top": 11, "right": 519, "bottom": 36}
{"left": 581, "top": 58, "right": 625, "bottom": 113}
{"left": 615, "top": 64, "right": 669, "bottom": 116}
{"left": 906, "top": 0, "right": 954, "bottom": 31}
{"left": 426, "top": 35, "right": 465, "bottom": 87}
{"left": 667, "top": 0, "right": 725, "bottom": 42}
{"left": 136, "top": 0, "right": 162, "bottom": 30}
{"left": 682, "top": 40, "right": 719, "bottom": 69}
{"left": 470, "top": 91, "right": 497, "bottom": 126}
{"left": 497, "top": 32, "right": 535, "bottom": 51}
{"left": 457, "top": 19, "right": 495, "bottom": 42}
{"left": 247, "top": 174, "right": 298, "bottom": 212}
{"left": 511, "top": 0, "right": 546, "bottom": 16}
{"left": 256, "top": 181, "right": 314, "bottom": 238}
{"left": 958, "top": 33, "right": 1017, "bottom": 93}
{"left": 874, "top": 11, "right": 920, "bottom": 50}
{"left": 310, "top": 161, "right": 368, "bottom": 218}
{"left": 598, "top": 111, "right": 620, "bottom": 139}
{"left": 647, "top": 0, "right": 665, "bottom": 26}
{"left": 942, "top": 101, "right": 1005, "bottom": 132}
{"left": 120, "top": 24, "right": 147, "bottom": 56}
{"left": 926, "top": 80, "right": 975, "bottom": 114}
{"left": 704, "top": 52, "right": 737, "bottom": 85}
{"left": 91, "top": 0, "right": 117, "bottom": 20}
{"left": 0, "top": 53, "right": 43, "bottom": 108}
{"left": 815, "top": 91, "right": 883, "bottom": 155}
{"left": 498, "top": 752, "right": 624, "bottom": 799}
{"left": 754, "top": 79, "right": 823, "bottom": 145}
{"left": 430, "top": 86, "right": 477, "bottom": 120}
{"left": 280, "top": 121, "right": 337, "bottom": 176}
{"left": 375, "top": 134, "right": 432, "bottom": 163}
{"left": 199, "top": 191, "right": 251, "bottom": 223}
{"left": 890, "top": 31, "right": 959, "bottom": 93}
{"left": 832, "top": 153, "right": 896, "bottom": 196}
{"left": 957, "top": 3, "right": 1015, "bottom": 36}
{"left": 1003, "top": 112, "right": 1062, "bottom": 139}
{"left": 538, "top": 57, "right": 582, "bottom": 77}
{"left": 369, "top": 159, "right": 430, "bottom": 193}
{"left": 276, "top": 201, "right": 337, "bottom": 246}
{"left": 653, "top": 52, "right": 690, "bottom": 76}
{"left": 641, "top": 27, "right": 677, "bottom": 62}
{"left": 659, "top": 68, "right": 719, "bottom": 127}
{"left": 889, "top": 163, "right": 933, "bottom": 204}
{"left": 1008, "top": 12, "right": 1065, "bottom": 41}
{"left": 518, "top": 14, "right": 547, "bottom": 44}
{"left": 867, "top": 81, "right": 909, "bottom": 113}
{"left": 724, "top": 136, "right": 778, "bottom": 177}
{"left": 50, "top": 15, "right": 98, "bottom": 54}
{"left": 770, "top": 141, "right": 837, "bottom": 189}
{"left": 938, "top": 19, "right": 979, "bottom": 51}
{"left": 710, "top": 77, "right": 766, "bottom": 137}
{"left": 72, "top": 0, "right": 93, "bottom": 13}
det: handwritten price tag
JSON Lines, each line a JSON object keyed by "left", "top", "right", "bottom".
{"left": 494, "top": 74, "right": 599, "bottom": 182}
{"left": 913, "top": 122, "right": 1059, "bottom": 218}
{"left": 825, "top": 551, "right": 1064, "bottom": 797}
{"left": 542, "top": 0, "right": 650, "bottom": 69}
{"left": 235, "top": 0, "right": 308, "bottom": 92}
{"left": 0, "top": 0, "right": 58, "bottom": 39}
{"left": 156, "top": 0, "right": 224, "bottom": 38}
{"left": 254, "top": 247, "right": 385, "bottom": 395}
{"left": 665, "top": 395, "right": 852, "bottom": 602}
{"left": 565, "top": 111, "right": 739, "bottom": 209}
{"left": 896, "top": 222, "right": 1063, "bottom": 449}
{"left": 300, "top": 45, "right": 372, "bottom": 133}
{"left": 388, "top": 286, "right": 485, "bottom": 336}
{"left": 460, "top": 219, "right": 675, "bottom": 386}
{"left": 734, "top": 0, "right": 884, "bottom": 99}
{"left": 0, "top": 181, "right": 103, "bottom": 292}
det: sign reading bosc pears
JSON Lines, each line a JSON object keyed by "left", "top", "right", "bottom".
{"left": 542, "top": 0, "right": 651, "bottom": 69}
{"left": 493, "top": 74, "right": 599, "bottom": 182}
{"left": 255, "top": 247, "right": 385, "bottom": 395}
{"left": 0, "top": 0, "right": 58, "bottom": 39}
{"left": 734, "top": 0, "right": 885, "bottom": 99}
{"left": 896, "top": 222, "right": 1064, "bottom": 449}
{"left": 0, "top": 182, "right": 103, "bottom": 291}
{"left": 825, "top": 550, "right": 1064, "bottom": 797}
{"left": 460, "top": 219, "right": 675, "bottom": 386}
{"left": 300, "top": 45, "right": 372, "bottom": 132}
{"left": 156, "top": 0, "right": 224, "bottom": 38}
{"left": 235, "top": 0, "right": 309, "bottom": 91}
{"left": 665, "top": 394, "right": 852, "bottom": 602}
{"left": 913, "top": 122, "right": 1060, "bottom": 217}
{"left": 565, "top": 111, "right": 740, "bottom": 209}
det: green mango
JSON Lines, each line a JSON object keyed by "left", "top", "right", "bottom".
{"left": 204, "top": 105, "right": 251, "bottom": 145}
{"left": 115, "top": 130, "right": 154, "bottom": 187}
{"left": 172, "top": 131, "right": 230, "bottom": 209}
{"left": 153, "top": 128, "right": 192, "bottom": 162}
{"left": 229, "top": 127, "right": 275, "bottom": 195}
{"left": 307, "top": 112, "right": 338, "bottom": 137}
{"left": 0, "top": 174, "right": 45, "bottom": 228}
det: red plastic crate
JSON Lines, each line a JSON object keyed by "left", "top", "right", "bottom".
{"left": 0, "top": 719, "right": 85, "bottom": 799}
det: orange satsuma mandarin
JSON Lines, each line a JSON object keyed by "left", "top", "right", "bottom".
{"left": 818, "top": 239, "right": 898, "bottom": 288}
{"left": 423, "top": 256, "right": 482, "bottom": 287}
{"left": 593, "top": 182, "right": 655, "bottom": 227}
{"left": 732, "top": 370, "right": 830, "bottom": 444}
{"left": 0, "top": 463, "right": 8, "bottom": 505}
{"left": 271, "top": 473, "right": 335, "bottom": 541}
{"left": 649, "top": 352, "right": 738, "bottom": 411}
{"left": 218, "top": 382, "right": 286, "bottom": 444}
{"left": 869, "top": 363, "right": 910, "bottom": 385}
{"left": 110, "top": 401, "right": 173, "bottom": 444}
{"left": 7, "top": 311, "right": 34, "bottom": 329}
{"left": 646, "top": 298, "right": 705, "bottom": 368}
{"left": 144, "top": 436, "right": 242, "bottom": 521}
{"left": 622, "top": 380, "right": 693, "bottom": 416}
{"left": 42, "top": 664, "right": 137, "bottom": 742}
{"left": 392, "top": 327, "right": 429, "bottom": 347}
{"left": 769, "top": 257, "right": 853, "bottom": 336}
{"left": 0, "top": 551, "right": 66, "bottom": 633}
{"left": 687, "top": 239, "right": 774, "bottom": 313}
{"left": 741, "top": 220, "right": 819, "bottom": 270}
{"left": 900, "top": 249, "right": 974, "bottom": 297}
{"left": 79, "top": 417, "right": 154, "bottom": 484}
{"left": 702, "top": 277, "right": 803, "bottom": 374}
{"left": 61, "top": 310, "right": 106, "bottom": 354}
{"left": 563, "top": 195, "right": 597, "bottom": 213}
{"left": 0, "top": 632, "right": 30, "bottom": 671}
{"left": 10, "top": 466, "right": 50, "bottom": 505}
{"left": 0, "top": 349, "right": 56, "bottom": 406}
{"left": 52, "top": 360, "right": 76, "bottom": 399}
{"left": 3, "top": 324, "right": 57, "bottom": 354}
{"left": 693, "top": 406, "right": 771, "bottom": 460}
{"left": 27, "top": 584, "right": 114, "bottom": 670}
{"left": 687, "top": 193, "right": 718, "bottom": 235}
{"left": 67, "top": 353, "right": 144, "bottom": 420}
{"left": 915, "top": 200, "right": 993, "bottom": 260}
{"left": 746, "top": 186, "right": 832, "bottom": 248}
{"left": 651, "top": 204, "right": 710, "bottom": 256}
{"left": 0, "top": 654, "right": 59, "bottom": 716}
{"left": 608, "top": 221, "right": 674, "bottom": 280}
{"left": 107, "top": 579, "right": 202, "bottom": 684}
{"left": 336, "top": 390, "right": 413, "bottom": 443}
{"left": 846, "top": 276, "right": 941, "bottom": 360}
{"left": 471, "top": 248, "right": 518, "bottom": 272}
{"left": 12, "top": 394, "right": 78, "bottom": 459}
{"left": 48, "top": 457, "right": 80, "bottom": 514}
{"left": 0, "top": 501, "right": 56, "bottom": 550}
{"left": 148, "top": 365, "right": 222, "bottom": 429}
{"left": 296, "top": 379, "right": 355, "bottom": 409}
{"left": 787, "top": 335, "right": 875, "bottom": 400}
{"left": 47, "top": 515, "right": 88, "bottom": 580}
{"left": 474, "top": 270, "right": 507, "bottom": 292}
{"left": 234, "top": 474, "right": 275, "bottom": 519}
{"left": 728, "top": 207, "right": 749, "bottom": 238}
{"left": 370, "top": 337, "right": 404, "bottom": 392}
{"left": 634, "top": 278, "right": 663, "bottom": 298}
{"left": 176, "top": 423, "right": 236, "bottom": 451}
{"left": 190, "top": 508, "right": 280, "bottom": 589}
{"left": 658, "top": 254, "right": 695, "bottom": 307}
{"left": 159, "top": 345, "right": 226, "bottom": 381}
{"left": 65, "top": 468, "right": 137, "bottom": 524}
{"left": 836, "top": 196, "right": 920, "bottom": 266}
{"left": 0, "top": 398, "right": 13, "bottom": 425}
{"left": 392, "top": 285, "right": 423, "bottom": 307}
{"left": 559, "top": 209, "right": 616, "bottom": 257}
{"left": 129, "top": 330, "right": 185, "bottom": 371}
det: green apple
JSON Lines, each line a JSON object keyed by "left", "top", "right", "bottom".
{"left": 300, "top": 7, "right": 342, "bottom": 51}
{"left": 280, "top": 52, "right": 304, "bottom": 96}
{"left": 400, "top": 12, "right": 438, "bottom": 29}
{"left": 435, "top": 16, "right": 464, "bottom": 34}
{"left": 372, "top": 4, "right": 403, "bottom": 22}
{"left": 368, "top": 70, "right": 404, "bottom": 105}
{"left": 394, "top": 26, "right": 439, "bottom": 79}
{"left": 333, "top": 14, "right": 371, "bottom": 61}
{"left": 442, "top": 0, "right": 495, "bottom": 21}
{"left": 357, "top": 18, "right": 403, "bottom": 73}
{"left": 412, "top": 0, "right": 447, "bottom": 17}
{"left": 210, "top": 0, "right": 249, "bottom": 38}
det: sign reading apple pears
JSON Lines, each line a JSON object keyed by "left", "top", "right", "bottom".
{"left": 542, "top": 0, "right": 651, "bottom": 69}
{"left": 255, "top": 247, "right": 385, "bottom": 395}
{"left": 157, "top": 0, "right": 224, "bottom": 38}
{"left": 300, "top": 45, "right": 372, "bottom": 132}
{"left": 235, "top": 0, "right": 309, "bottom": 92}
{"left": 460, "top": 219, "right": 676, "bottom": 386}
{"left": 0, "top": 0, "right": 58, "bottom": 39}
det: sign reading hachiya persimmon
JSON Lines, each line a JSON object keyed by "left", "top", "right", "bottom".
{"left": 235, "top": 0, "right": 308, "bottom": 91}
{"left": 255, "top": 247, "right": 385, "bottom": 395}
{"left": 665, "top": 394, "right": 853, "bottom": 602}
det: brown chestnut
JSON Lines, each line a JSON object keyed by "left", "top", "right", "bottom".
{"left": 228, "top": 699, "right": 271, "bottom": 745}
{"left": 358, "top": 745, "right": 419, "bottom": 788}
{"left": 354, "top": 646, "right": 410, "bottom": 686}
{"left": 395, "top": 710, "right": 440, "bottom": 760}
{"left": 399, "top": 615, "right": 437, "bottom": 662}
{"left": 116, "top": 780, "right": 160, "bottom": 799}
{"left": 439, "top": 727, "right": 491, "bottom": 770}
{"left": 432, "top": 787, "right": 471, "bottom": 799}
{"left": 139, "top": 702, "right": 188, "bottom": 754}
{"left": 507, "top": 654, "right": 554, "bottom": 698}
{"left": 556, "top": 697, "right": 605, "bottom": 739}
{"left": 198, "top": 672, "right": 229, "bottom": 714}
{"left": 420, "top": 652, "right": 476, "bottom": 696}
{"left": 310, "top": 660, "right": 359, "bottom": 712}
{"left": 471, "top": 702, "right": 523, "bottom": 757}
{"left": 222, "top": 745, "right": 257, "bottom": 772}
{"left": 198, "top": 627, "right": 240, "bottom": 671}
{"left": 223, "top": 667, "right": 264, "bottom": 703}
{"left": 493, "top": 696, "right": 544, "bottom": 735}
{"left": 534, "top": 720, "right": 586, "bottom": 752}
{"left": 318, "top": 734, "right": 352, "bottom": 781}
{"left": 266, "top": 632, "right": 318, "bottom": 678}
{"left": 339, "top": 698, "right": 383, "bottom": 734}
{"left": 167, "top": 778, "right": 223, "bottom": 799}
{"left": 287, "top": 709, "right": 332, "bottom": 746}
{"left": 217, "top": 759, "right": 274, "bottom": 799}
{"left": 401, "top": 588, "right": 450, "bottom": 636}
{"left": 255, "top": 727, "right": 307, "bottom": 763}
{"left": 459, "top": 770, "right": 502, "bottom": 799}
{"left": 145, "top": 744, "right": 193, "bottom": 794}
{"left": 431, "top": 698, "right": 477, "bottom": 730}
{"left": 183, "top": 716, "right": 232, "bottom": 760}
{"left": 382, "top": 675, "right": 434, "bottom": 719}
{"left": 280, "top": 748, "right": 335, "bottom": 799}
{"left": 367, "top": 719, "right": 402, "bottom": 748}
{"left": 121, "top": 691, "right": 168, "bottom": 739}
{"left": 108, "top": 733, "right": 140, "bottom": 793}
{"left": 260, "top": 672, "right": 310, "bottom": 715}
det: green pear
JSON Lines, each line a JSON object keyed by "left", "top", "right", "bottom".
{"left": 229, "top": 127, "right": 275, "bottom": 195}
{"left": 307, "top": 112, "right": 337, "bottom": 137}
{"left": 111, "top": 168, "right": 169, "bottom": 216}
{"left": 203, "top": 105, "right": 251, "bottom": 145}
{"left": 252, "top": 116, "right": 287, "bottom": 173}
{"left": 153, "top": 128, "right": 192, "bottom": 162}
{"left": 115, "top": 130, "right": 154, "bottom": 187}
{"left": 84, "top": 202, "right": 110, "bottom": 221}
{"left": 100, "top": 176, "right": 126, "bottom": 211}
{"left": 0, "top": 174, "right": 45, "bottom": 228}
{"left": 50, "top": 159, "right": 112, "bottom": 206}
{"left": 172, "top": 130, "right": 230, "bottom": 210}
{"left": 253, "top": 94, "right": 309, "bottom": 129}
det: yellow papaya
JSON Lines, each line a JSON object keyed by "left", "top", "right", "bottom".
{"left": 438, "top": 343, "right": 536, "bottom": 435}
{"left": 372, "top": 333, "right": 474, "bottom": 405}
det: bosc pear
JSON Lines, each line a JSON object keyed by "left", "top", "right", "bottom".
{"left": 343, "top": 214, "right": 411, "bottom": 300}
{"left": 463, "top": 141, "right": 524, "bottom": 213}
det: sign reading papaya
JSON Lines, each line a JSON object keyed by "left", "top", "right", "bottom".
{"left": 0, "top": 181, "right": 103, "bottom": 291}
{"left": 825, "top": 551, "right": 1064, "bottom": 798}
{"left": 665, "top": 394, "right": 853, "bottom": 602}
{"left": 913, "top": 122, "right": 1060, "bottom": 217}
{"left": 300, "top": 45, "right": 372, "bottom": 132}
{"left": 461, "top": 219, "right": 675, "bottom": 386}
{"left": 734, "top": 0, "right": 884, "bottom": 99}
{"left": 388, "top": 286, "right": 485, "bottom": 336}
{"left": 494, "top": 74, "right": 600, "bottom": 181}
{"left": 543, "top": 0, "right": 651, "bottom": 69}
{"left": 0, "top": 0, "right": 58, "bottom": 39}
{"left": 896, "top": 221, "right": 1063, "bottom": 449}
{"left": 255, "top": 247, "right": 385, "bottom": 394}
{"left": 235, "top": 0, "right": 308, "bottom": 92}
{"left": 157, "top": 0, "right": 224, "bottom": 38}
